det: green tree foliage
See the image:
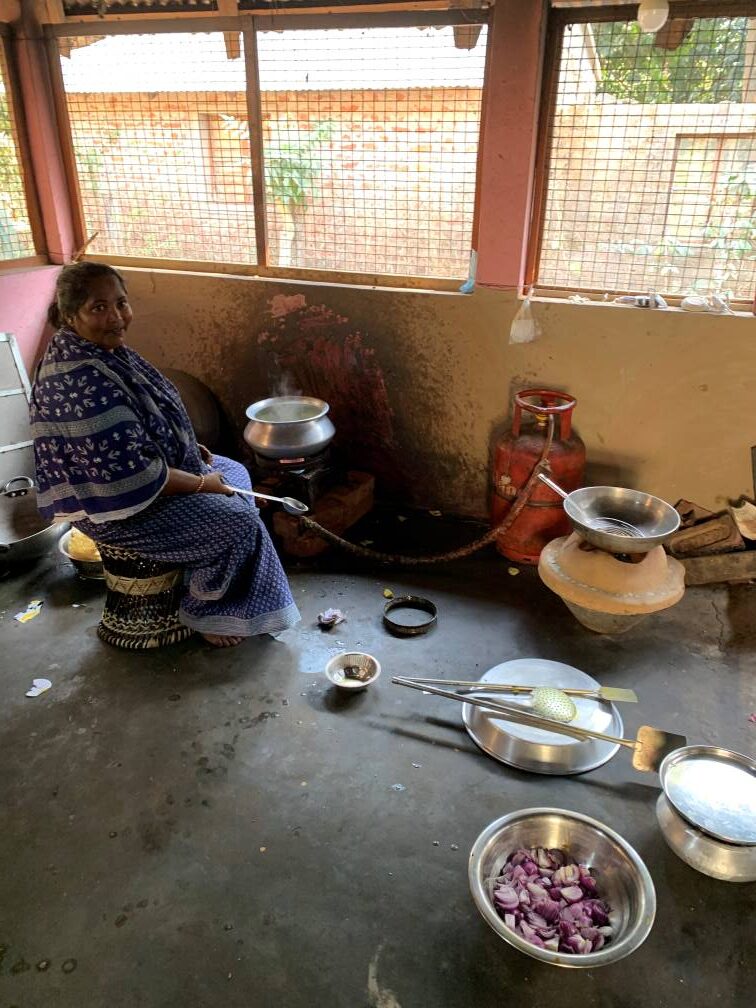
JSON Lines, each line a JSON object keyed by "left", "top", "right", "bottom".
{"left": 220, "top": 115, "right": 332, "bottom": 212}
{"left": 0, "top": 96, "right": 33, "bottom": 257}
{"left": 592, "top": 17, "right": 748, "bottom": 104}
{"left": 0, "top": 97, "right": 19, "bottom": 193}
{"left": 219, "top": 115, "right": 332, "bottom": 265}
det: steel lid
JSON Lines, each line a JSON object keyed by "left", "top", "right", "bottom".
{"left": 659, "top": 746, "right": 756, "bottom": 846}
{"left": 463, "top": 658, "right": 622, "bottom": 775}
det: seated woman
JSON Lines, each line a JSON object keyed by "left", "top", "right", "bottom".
{"left": 30, "top": 262, "right": 300, "bottom": 647}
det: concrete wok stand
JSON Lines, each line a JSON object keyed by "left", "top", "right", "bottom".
{"left": 538, "top": 533, "right": 686, "bottom": 633}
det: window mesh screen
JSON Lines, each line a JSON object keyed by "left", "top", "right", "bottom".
{"left": 0, "top": 47, "right": 35, "bottom": 261}
{"left": 255, "top": 25, "right": 486, "bottom": 278}
{"left": 57, "top": 23, "right": 486, "bottom": 278}
{"left": 57, "top": 32, "right": 257, "bottom": 264}
{"left": 537, "top": 16, "right": 756, "bottom": 300}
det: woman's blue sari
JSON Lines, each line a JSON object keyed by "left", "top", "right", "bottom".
{"left": 30, "top": 328, "right": 299, "bottom": 637}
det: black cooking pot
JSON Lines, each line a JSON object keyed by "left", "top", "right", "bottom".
{"left": 0, "top": 476, "right": 67, "bottom": 575}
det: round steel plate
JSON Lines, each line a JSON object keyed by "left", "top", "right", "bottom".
{"left": 462, "top": 658, "right": 622, "bottom": 776}
{"left": 659, "top": 746, "right": 756, "bottom": 846}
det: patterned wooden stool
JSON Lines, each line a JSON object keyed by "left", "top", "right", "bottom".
{"left": 97, "top": 544, "right": 193, "bottom": 649}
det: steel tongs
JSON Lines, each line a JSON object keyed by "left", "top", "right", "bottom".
{"left": 397, "top": 675, "right": 637, "bottom": 703}
{"left": 391, "top": 676, "right": 684, "bottom": 772}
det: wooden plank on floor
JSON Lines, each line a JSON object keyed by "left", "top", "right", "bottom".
{"left": 682, "top": 551, "right": 756, "bottom": 585}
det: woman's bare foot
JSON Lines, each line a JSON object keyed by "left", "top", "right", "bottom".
{"left": 202, "top": 633, "right": 244, "bottom": 648}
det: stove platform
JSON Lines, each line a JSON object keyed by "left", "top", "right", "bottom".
{"left": 538, "top": 533, "right": 685, "bottom": 633}
{"left": 270, "top": 471, "right": 375, "bottom": 559}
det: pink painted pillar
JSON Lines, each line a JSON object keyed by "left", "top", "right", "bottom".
{"left": 0, "top": 8, "right": 74, "bottom": 371}
{"left": 476, "top": 0, "right": 547, "bottom": 290}
{"left": 0, "top": 267, "right": 60, "bottom": 372}
{"left": 13, "top": 7, "right": 76, "bottom": 265}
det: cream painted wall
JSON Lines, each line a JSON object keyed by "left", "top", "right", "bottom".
{"left": 121, "top": 268, "right": 756, "bottom": 517}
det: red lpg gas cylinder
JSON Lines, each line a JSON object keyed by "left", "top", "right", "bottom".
{"left": 491, "top": 389, "right": 585, "bottom": 564}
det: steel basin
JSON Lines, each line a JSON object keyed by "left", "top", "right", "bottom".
{"left": 469, "top": 808, "right": 656, "bottom": 968}
{"left": 656, "top": 794, "right": 756, "bottom": 882}
{"left": 243, "top": 396, "right": 335, "bottom": 459}
{"left": 655, "top": 745, "right": 756, "bottom": 882}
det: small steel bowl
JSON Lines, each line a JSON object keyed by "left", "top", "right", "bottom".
{"left": 324, "top": 651, "right": 381, "bottom": 691}
{"left": 59, "top": 530, "right": 105, "bottom": 580}
{"left": 469, "top": 808, "right": 656, "bottom": 968}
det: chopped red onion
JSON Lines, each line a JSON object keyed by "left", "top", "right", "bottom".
{"left": 494, "top": 885, "right": 519, "bottom": 911}
{"left": 533, "top": 898, "right": 561, "bottom": 923}
{"left": 491, "top": 845, "right": 613, "bottom": 955}
{"left": 526, "top": 881, "right": 550, "bottom": 902}
{"left": 524, "top": 911, "right": 550, "bottom": 930}
{"left": 552, "top": 864, "right": 580, "bottom": 886}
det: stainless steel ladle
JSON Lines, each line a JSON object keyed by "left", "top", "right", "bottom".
{"left": 225, "top": 486, "right": 309, "bottom": 516}
{"left": 537, "top": 473, "right": 643, "bottom": 538}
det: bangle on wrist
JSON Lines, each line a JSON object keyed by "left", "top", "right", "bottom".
{"left": 193, "top": 472, "right": 206, "bottom": 494}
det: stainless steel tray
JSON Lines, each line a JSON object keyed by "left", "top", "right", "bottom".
{"left": 462, "top": 658, "right": 623, "bottom": 776}
{"left": 659, "top": 746, "right": 756, "bottom": 846}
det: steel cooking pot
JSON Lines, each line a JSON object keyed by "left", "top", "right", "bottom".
{"left": 655, "top": 745, "right": 756, "bottom": 882}
{"left": 243, "top": 396, "right": 335, "bottom": 460}
{"left": 0, "top": 476, "right": 68, "bottom": 573}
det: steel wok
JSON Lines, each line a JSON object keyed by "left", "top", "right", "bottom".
{"left": 537, "top": 475, "right": 680, "bottom": 554}
{"left": 0, "top": 476, "right": 68, "bottom": 573}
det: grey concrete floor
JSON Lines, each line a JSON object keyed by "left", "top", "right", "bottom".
{"left": 1, "top": 518, "right": 754, "bottom": 1008}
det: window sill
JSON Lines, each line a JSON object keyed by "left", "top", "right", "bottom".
{"left": 89, "top": 255, "right": 472, "bottom": 297}
{"left": 0, "top": 256, "right": 51, "bottom": 274}
{"left": 529, "top": 291, "right": 755, "bottom": 320}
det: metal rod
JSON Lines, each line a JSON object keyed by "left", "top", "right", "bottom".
{"left": 536, "top": 472, "right": 568, "bottom": 499}
{"left": 396, "top": 677, "right": 634, "bottom": 701}
{"left": 243, "top": 20, "right": 268, "bottom": 269}
{"left": 399, "top": 677, "right": 637, "bottom": 701}
{"left": 391, "top": 677, "right": 636, "bottom": 750}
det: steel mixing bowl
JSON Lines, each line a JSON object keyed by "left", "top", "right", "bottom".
{"left": 564, "top": 486, "right": 680, "bottom": 554}
{"left": 469, "top": 808, "right": 656, "bottom": 968}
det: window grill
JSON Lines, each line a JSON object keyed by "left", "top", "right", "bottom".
{"left": 0, "top": 42, "right": 36, "bottom": 262}
{"left": 255, "top": 25, "right": 486, "bottom": 276}
{"left": 53, "top": 15, "right": 487, "bottom": 281}
{"left": 534, "top": 10, "right": 756, "bottom": 302}
{"left": 56, "top": 31, "right": 258, "bottom": 265}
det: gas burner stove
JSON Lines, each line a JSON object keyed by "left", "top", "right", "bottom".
{"left": 252, "top": 446, "right": 332, "bottom": 474}
{"left": 250, "top": 448, "right": 343, "bottom": 509}
{"left": 574, "top": 538, "right": 647, "bottom": 564}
